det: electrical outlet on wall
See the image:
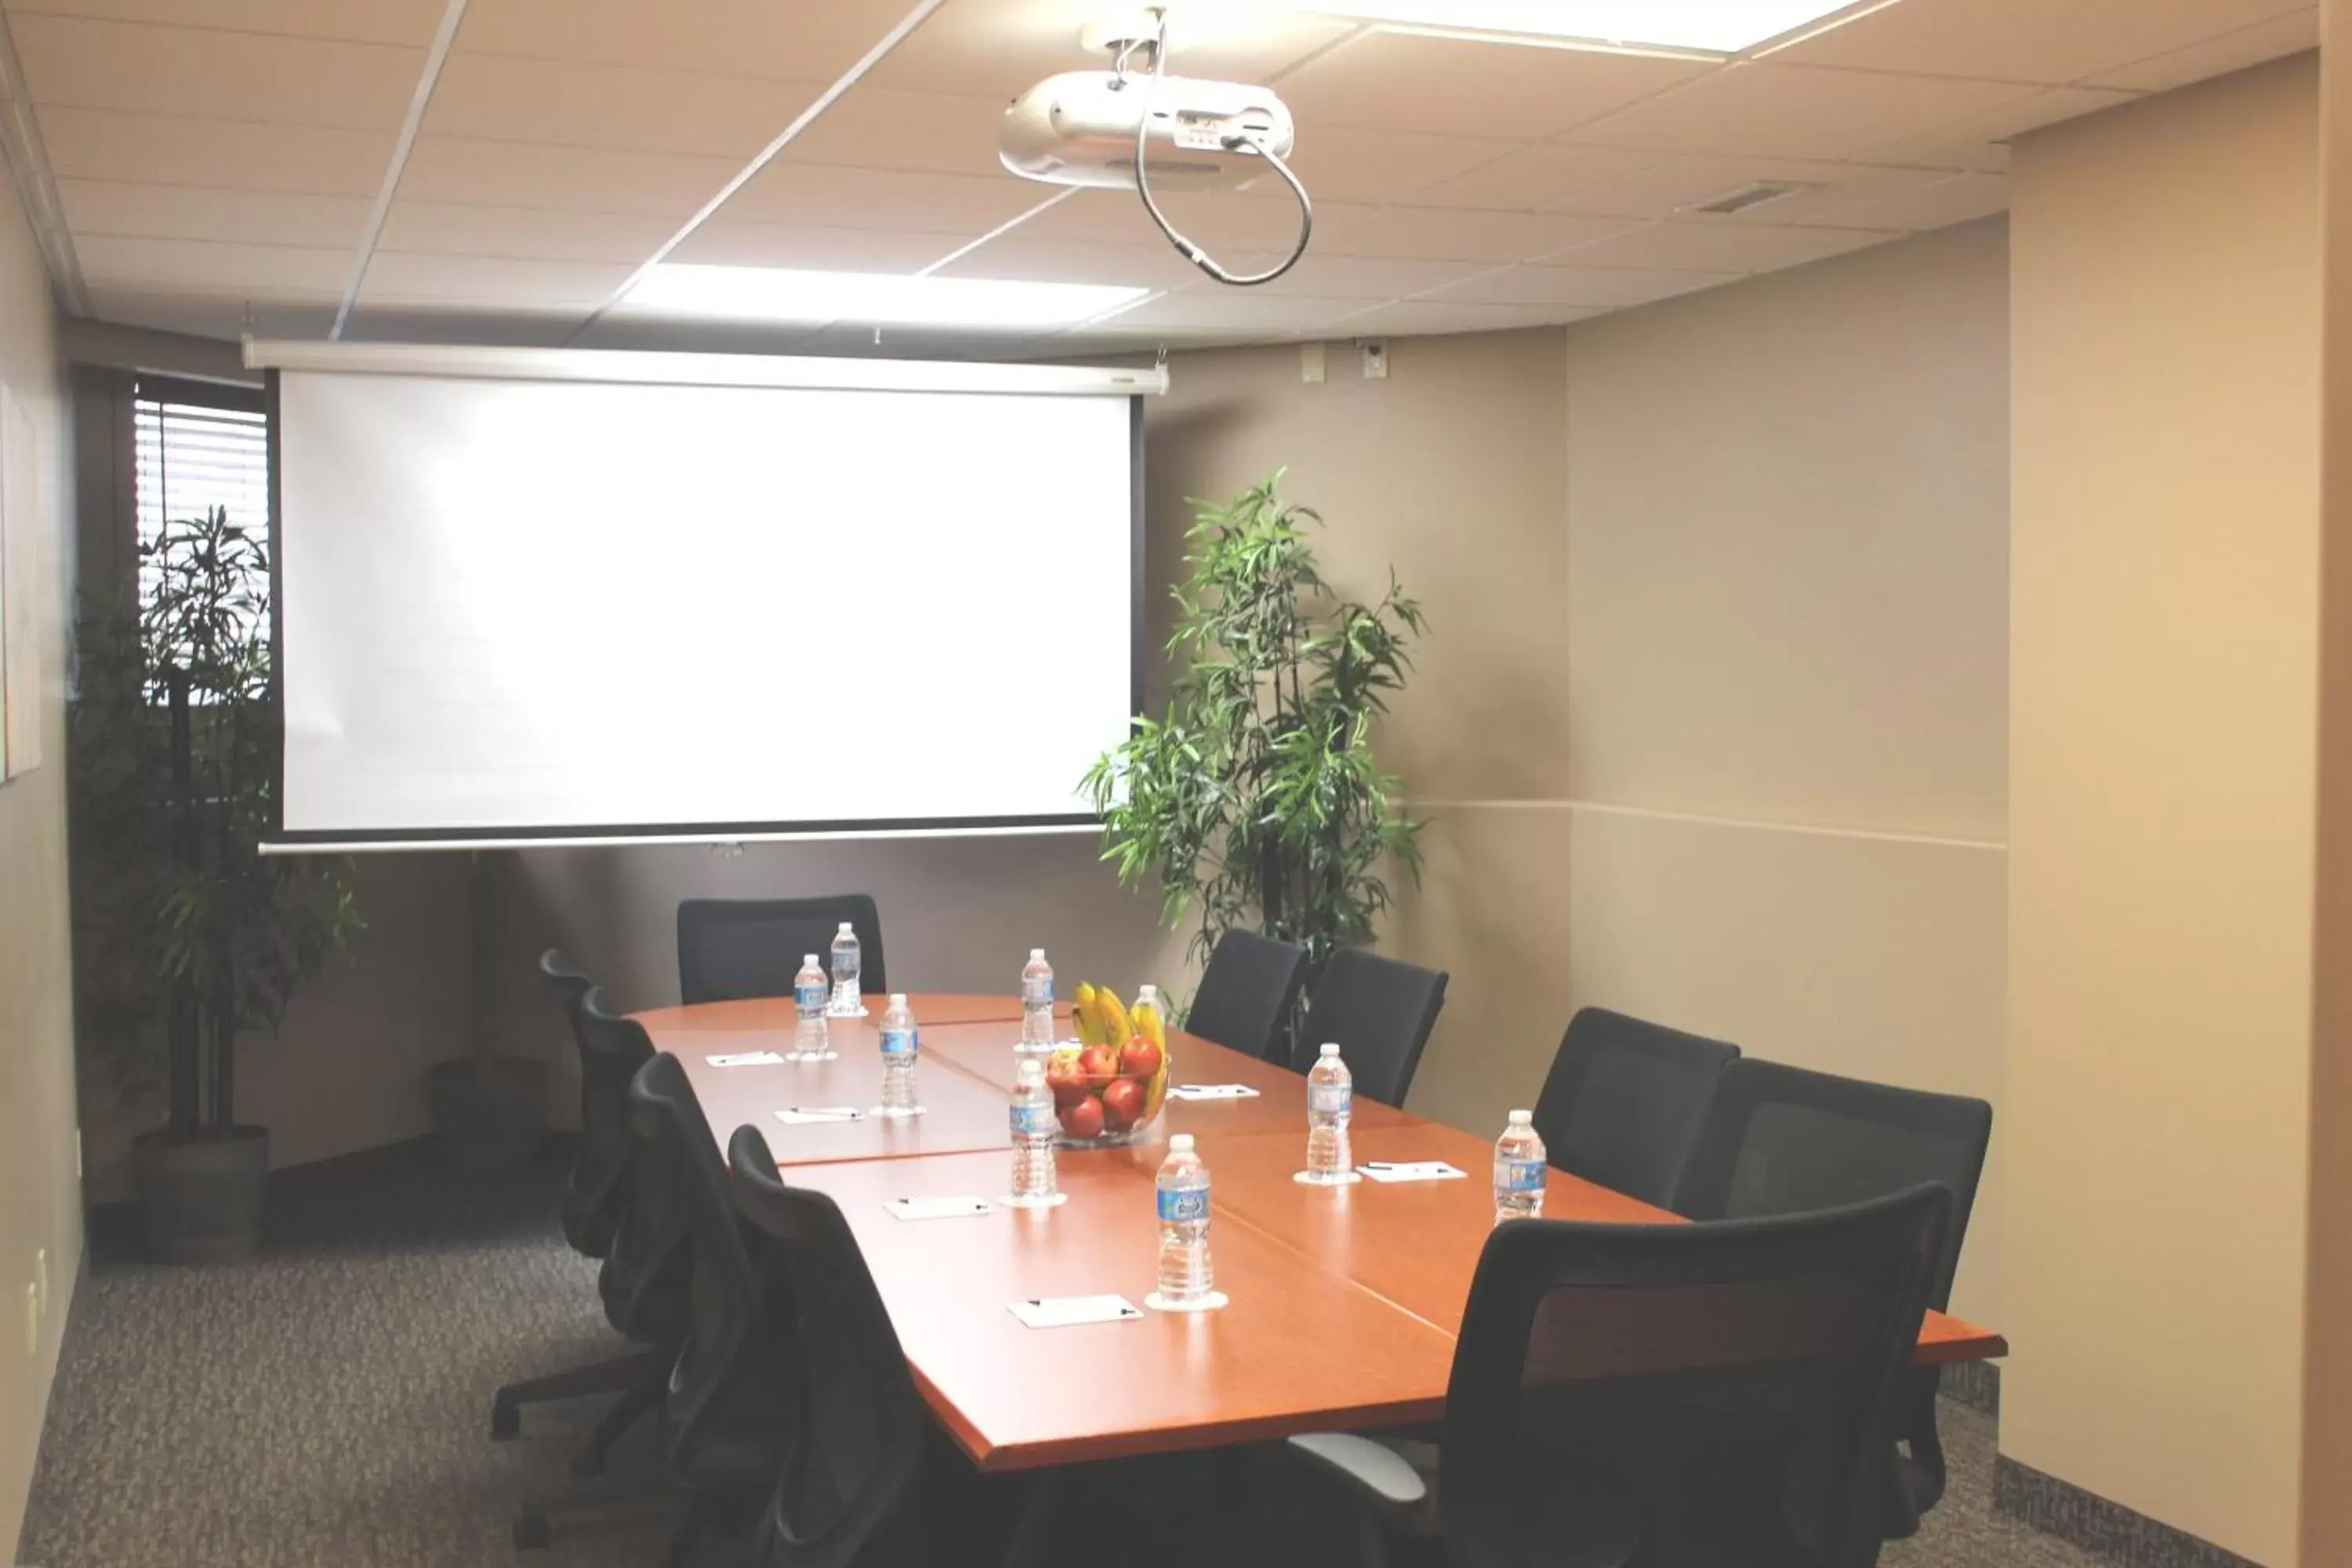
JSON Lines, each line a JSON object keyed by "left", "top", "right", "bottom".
{"left": 1359, "top": 339, "right": 1388, "bottom": 380}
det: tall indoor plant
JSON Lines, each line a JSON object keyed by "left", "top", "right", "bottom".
{"left": 71, "top": 506, "right": 359, "bottom": 1262}
{"left": 1084, "top": 474, "right": 1426, "bottom": 1015}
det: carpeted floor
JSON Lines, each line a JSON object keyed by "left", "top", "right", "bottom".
{"left": 16, "top": 1142, "right": 2105, "bottom": 1568}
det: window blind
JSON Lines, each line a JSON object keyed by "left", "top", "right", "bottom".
{"left": 134, "top": 396, "right": 270, "bottom": 612}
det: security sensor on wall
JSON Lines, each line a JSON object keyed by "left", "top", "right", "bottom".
{"left": 997, "top": 6, "right": 1313, "bottom": 287}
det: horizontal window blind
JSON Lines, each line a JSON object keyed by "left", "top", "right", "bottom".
{"left": 134, "top": 395, "right": 270, "bottom": 616}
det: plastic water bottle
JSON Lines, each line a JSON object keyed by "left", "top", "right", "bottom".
{"left": 1018, "top": 948, "right": 1054, "bottom": 1055}
{"left": 827, "top": 921, "right": 863, "bottom": 1016}
{"left": 1303, "top": 1042, "right": 1354, "bottom": 1184}
{"left": 1153, "top": 1134, "right": 1214, "bottom": 1307}
{"left": 1007, "top": 1058, "right": 1061, "bottom": 1207}
{"left": 877, "top": 993, "right": 921, "bottom": 1118}
{"left": 1494, "top": 1109, "right": 1547, "bottom": 1224}
{"left": 790, "top": 953, "right": 833, "bottom": 1061}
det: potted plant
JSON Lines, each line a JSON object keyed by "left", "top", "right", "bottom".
{"left": 1083, "top": 473, "right": 1426, "bottom": 1032}
{"left": 70, "top": 506, "right": 360, "bottom": 1262}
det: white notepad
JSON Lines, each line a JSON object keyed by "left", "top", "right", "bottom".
{"left": 706, "top": 1051, "right": 785, "bottom": 1067}
{"left": 884, "top": 1196, "right": 995, "bottom": 1222}
{"left": 1008, "top": 1294, "right": 1143, "bottom": 1328}
{"left": 775, "top": 1106, "right": 866, "bottom": 1126}
{"left": 1357, "top": 1160, "right": 1468, "bottom": 1184}
{"left": 1167, "top": 1083, "right": 1261, "bottom": 1102}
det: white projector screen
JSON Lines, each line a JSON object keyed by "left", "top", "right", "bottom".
{"left": 269, "top": 350, "right": 1142, "bottom": 845}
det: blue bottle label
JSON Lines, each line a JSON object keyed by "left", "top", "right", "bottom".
{"left": 1011, "top": 1102, "right": 1057, "bottom": 1137}
{"left": 1308, "top": 1081, "right": 1352, "bottom": 1116}
{"left": 1156, "top": 1186, "right": 1210, "bottom": 1224}
{"left": 1025, "top": 980, "right": 1053, "bottom": 1004}
{"left": 795, "top": 981, "right": 826, "bottom": 1011}
{"left": 1497, "top": 1156, "right": 1547, "bottom": 1194}
{"left": 880, "top": 1027, "right": 916, "bottom": 1059}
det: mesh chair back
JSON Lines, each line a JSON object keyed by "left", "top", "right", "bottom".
{"left": 1299, "top": 947, "right": 1448, "bottom": 1105}
{"left": 1442, "top": 1187, "right": 1950, "bottom": 1568}
{"left": 591, "top": 1000, "right": 688, "bottom": 1344}
{"left": 539, "top": 951, "right": 605, "bottom": 1252}
{"left": 1532, "top": 1008, "right": 1740, "bottom": 1210}
{"left": 1186, "top": 930, "right": 1311, "bottom": 1066}
{"left": 569, "top": 985, "right": 653, "bottom": 1259}
{"left": 677, "top": 895, "right": 887, "bottom": 1006}
{"left": 731, "top": 1131, "right": 931, "bottom": 1568}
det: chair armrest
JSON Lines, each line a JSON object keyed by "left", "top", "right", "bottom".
{"left": 1286, "top": 1432, "right": 1430, "bottom": 1508}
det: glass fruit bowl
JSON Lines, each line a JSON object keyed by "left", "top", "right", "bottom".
{"left": 1047, "top": 1040, "right": 1171, "bottom": 1148}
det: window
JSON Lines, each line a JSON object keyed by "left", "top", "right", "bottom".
{"left": 132, "top": 376, "right": 270, "bottom": 633}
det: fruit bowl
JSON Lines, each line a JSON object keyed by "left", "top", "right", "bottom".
{"left": 1047, "top": 985, "right": 1171, "bottom": 1148}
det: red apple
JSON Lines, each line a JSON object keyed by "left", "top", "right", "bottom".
{"left": 1100, "top": 1076, "right": 1145, "bottom": 1129}
{"left": 1061, "top": 1094, "right": 1105, "bottom": 1140}
{"left": 1119, "top": 1039, "right": 1163, "bottom": 1079}
{"left": 1078, "top": 1044, "right": 1120, "bottom": 1082}
{"left": 1047, "top": 1060, "right": 1091, "bottom": 1110}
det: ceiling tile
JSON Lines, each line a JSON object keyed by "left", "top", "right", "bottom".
{"left": 933, "top": 235, "right": 1203, "bottom": 289}
{"left": 776, "top": 87, "right": 1012, "bottom": 178}
{"left": 452, "top": 0, "right": 902, "bottom": 81}
{"left": 375, "top": 201, "right": 677, "bottom": 262}
{"left": 13, "top": 15, "right": 422, "bottom": 130}
{"left": 358, "top": 251, "right": 630, "bottom": 306}
{"left": 1396, "top": 143, "right": 1671, "bottom": 212}
{"left": 420, "top": 53, "right": 822, "bottom": 158}
{"left": 1247, "top": 252, "right": 1491, "bottom": 299}
{"left": 1282, "top": 124, "right": 1521, "bottom": 205}
{"left": 668, "top": 222, "right": 962, "bottom": 271}
{"left": 82, "top": 284, "right": 337, "bottom": 339}
{"left": 716, "top": 162, "right": 1051, "bottom": 234}
{"left": 1315, "top": 205, "right": 1632, "bottom": 263}
{"left": 39, "top": 106, "right": 395, "bottom": 194}
{"left": 394, "top": 136, "right": 739, "bottom": 216}
{"left": 1318, "top": 299, "right": 1584, "bottom": 337}
{"left": 1095, "top": 289, "right": 1365, "bottom": 337}
{"left": 1549, "top": 219, "right": 1898, "bottom": 273}
{"left": 1007, "top": 187, "right": 1363, "bottom": 251}
{"left": 1545, "top": 154, "right": 1944, "bottom": 223}
{"left": 78, "top": 233, "right": 349, "bottom": 294}
{"left": 2084, "top": 8, "right": 2316, "bottom": 92}
{"left": 1565, "top": 62, "right": 2035, "bottom": 162}
{"left": 1773, "top": 0, "right": 2307, "bottom": 86}
{"left": 1811, "top": 171, "right": 2009, "bottom": 232}
{"left": 1858, "top": 83, "right": 2137, "bottom": 170}
{"left": 1272, "top": 30, "right": 1711, "bottom": 143}
{"left": 868, "top": 0, "right": 1355, "bottom": 99}
{"left": 5, "top": 0, "right": 448, "bottom": 45}
{"left": 58, "top": 178, "right": 372, "bottom": 246}
{"left": 1423, "top": 263, "right": 1737, "bottom": 309}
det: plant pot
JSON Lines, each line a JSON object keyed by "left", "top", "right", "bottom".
{"left": 133, "top": 1125, "right": 270, "bottom": 1264}
{"left": 428, "top": 1056, "right": 547, "bottom": 1173}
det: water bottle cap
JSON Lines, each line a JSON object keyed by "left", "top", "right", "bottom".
{"left": 1138, "top": 983, "right": 1157, "bottom": 1000}
{"left": 889, "top": 993, "right": 908, "bottom": 1006}
{"left": 804, "top": 953, "right": 819, "bottom": 965}
{"left": 1030, "top": 948, "right": 1046, "bottom": 960}
{"left": 1508, "top": 1108, "right": 1533, "bottom": 1126}
{"left": 838, "top": 921, "right": 854, "bottom": 934}
{"left": 1169, "top": 1134, "right": 1195, "bottom": 1152}
{"left": 1319, "top": 1041, "right": 1341, "bottom": 1058}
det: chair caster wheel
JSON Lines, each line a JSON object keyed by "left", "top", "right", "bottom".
{"left": 491, "top": 1400, "right": 521, "bottom": 1440}
{"left": 513, "top": 1512, "right": 552, "bottom": 1550}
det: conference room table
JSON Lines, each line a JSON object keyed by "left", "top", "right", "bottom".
{"left": 638, "top": 992, "right": 2009, "bottom": 1474}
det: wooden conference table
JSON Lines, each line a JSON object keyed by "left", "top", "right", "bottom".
{"left": 640, "top": 993, "right": 2009, "bottom": 1473}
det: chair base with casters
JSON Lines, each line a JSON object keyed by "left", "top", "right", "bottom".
{"left": 490, "top": 1346, "right": 655, "bottom": 1446}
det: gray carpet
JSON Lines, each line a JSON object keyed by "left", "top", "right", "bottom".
{"left": 16, "top": 1142, "right": 2105, "bottom": 1568}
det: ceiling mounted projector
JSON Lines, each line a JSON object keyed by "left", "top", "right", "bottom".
{"left": 996, "top": 7, "right": 1313, "bottom": 289}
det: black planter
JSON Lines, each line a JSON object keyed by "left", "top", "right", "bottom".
{"left": 133, "top": 1125, "right": 270, "bottom": 1263}
{"left": 427, "top": 1056, "right": 547, "bottom": 1172}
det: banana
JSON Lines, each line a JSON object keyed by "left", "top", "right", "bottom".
{"left": 1132, "top": 993, "right": 1165, "bottom": 1051}
{"left": 1073, "top": 982, "right": 1103, "bottom": 1047}
{"left": 1098, "top": 990, "right": 1134, "bottom": 1048}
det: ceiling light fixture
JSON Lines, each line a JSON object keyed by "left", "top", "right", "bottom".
{"left": 1271, "top": 1, "right": 1889, "bottom": 56}
{"left": 618, "top": 264, "right": 1151, "bottom": 328}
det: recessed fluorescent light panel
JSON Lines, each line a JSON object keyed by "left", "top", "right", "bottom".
{"left": 1279, "top": 1, "right": 1880, "bottom": 54}
{"left": 621, "top": 264, "right": 1151, "bottom": 328}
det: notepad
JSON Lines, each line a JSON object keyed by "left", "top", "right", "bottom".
{"left": 1168, "top": 1083, "right": 1261, "bottom": 1101}
{"left": 1357, "top": 1160, "right": 1467, "bottom": 1183}
{"left": 706, "top": 1051, "right": 785, "bottom": 1067}
{"left": 884, "top": 1196, "right": 995, "bottom": 1222}
{"left": 1008, "top": 1294, "right": 1143, "bottom": 1329}
{"left": 775, "top": 1106, "right": 866, "bottom": 1125}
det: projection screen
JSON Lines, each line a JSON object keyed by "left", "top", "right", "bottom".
{"left": 262, "top": 344, "right": 1149, "bottom": 847}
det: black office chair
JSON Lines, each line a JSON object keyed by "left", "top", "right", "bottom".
{"left": 493, "top": 956, "right": 662, "bottom": 1461}
{"left": 622, "top": 1057, "right": 794, "bottom": 1568}
{"left": 1295, "top": 947, "right": 1448, "bottom": 1106}
{"left": 677, "top": 895, "right": 887, "bottom": 1006}
{"left": 1674, "top": 1058, "right": 1994, "bottom": 1538}
{"left": 1291, "top": 1186, "right": 1951, "bottom": 1568}
{"left": 1531, "top": 1007, "right": 1740, "bottom": 1210}
{"left": 1186, "top": 930, "right": 1312, "bottom": 1067}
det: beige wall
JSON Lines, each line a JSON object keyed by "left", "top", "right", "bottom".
{"left": 2009, "top": 56, "right": 2320, "bottom": 1566}
{"left": 0, "top": 163, "right": 78, "bottom": 1556}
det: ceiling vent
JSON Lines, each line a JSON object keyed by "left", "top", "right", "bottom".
{"left": 1683, "top": 181, "right": 1809, "bottom": 216}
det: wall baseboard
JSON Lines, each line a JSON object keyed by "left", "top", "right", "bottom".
{"left": 1940, "top": 1357, "right": 2000, "bottom": 1415}
{"left": 1994, "top": 1457, "right": 2263, "bottom": 1568}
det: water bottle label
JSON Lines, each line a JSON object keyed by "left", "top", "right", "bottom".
{"left": 1308, "top": 1082, "right": 1352, "bottom": 1116}
{"left": 1156, "top": 1187, "right": 1210, "bottom": 1223}
{"left": 1025, "top": 981, "right": 1054, "bottom": 1004}
{"left": 880, "top": 1027, "right": 916, "bottom": 1058}
{"left": 1496, "top": 1156, "right": 1547, "bottom": 1194}
{"left": 795, "top": 982, "right": 826, "bottom": 1011}
{"left": 1011, "top": 1102, "right": 1057, "bottom": 1138}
